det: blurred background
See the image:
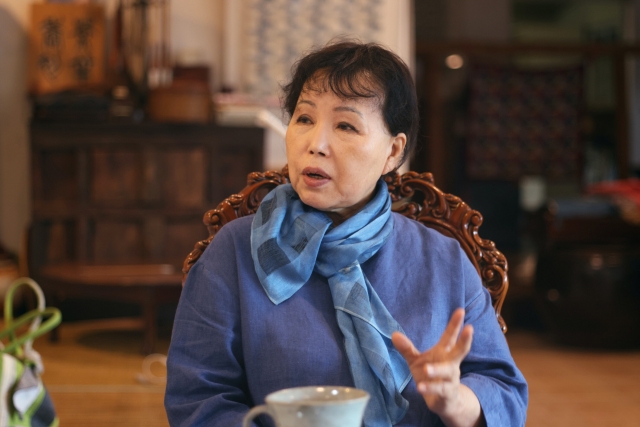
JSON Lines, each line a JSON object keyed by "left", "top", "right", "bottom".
{"left": 0, "top": 0, "right": 639, "bottom": 426}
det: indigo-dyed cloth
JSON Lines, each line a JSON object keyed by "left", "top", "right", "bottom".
{"left": 250, "top": 180, "right": 410, "bottom": 426}
{"left": 165, "top": 214, "right": 529, "bottom": 427}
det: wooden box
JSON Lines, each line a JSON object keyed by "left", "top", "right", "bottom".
{"left": 29, "top": 3, "right": 105, "bottom": 94}
{"left": 147, "top": 83, "right": 212, "bottom": 123}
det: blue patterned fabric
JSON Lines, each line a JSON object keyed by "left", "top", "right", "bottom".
{"left": 245, "top": 0, "right": 384, "bottom": 96}
{"left": 250, "top": 179, "right": 411, "bottom": 426}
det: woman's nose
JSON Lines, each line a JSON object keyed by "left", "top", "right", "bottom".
{"left": 308, "top": 124, "right": 329, "bottom": 156}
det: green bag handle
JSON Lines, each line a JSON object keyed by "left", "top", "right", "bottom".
{"left": 1, "top": 277, "right": 62, "bottom": 356}
{"left": 0, "top": 307, "right": 61, "bottom": 355}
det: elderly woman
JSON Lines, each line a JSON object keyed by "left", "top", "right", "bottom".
{"left": 165, "top": 41, "right": 528, "bottom": 427}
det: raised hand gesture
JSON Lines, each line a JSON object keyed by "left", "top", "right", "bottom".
{"left": 392, "top": 308, "right": 485, "bottom": 427}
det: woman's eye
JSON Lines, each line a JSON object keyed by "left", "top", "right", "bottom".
{"left": 337, "top": 122, "right": 357, "bottom": 132}
{"left": 296, "top": 115, "right": 313, "bottom": 124}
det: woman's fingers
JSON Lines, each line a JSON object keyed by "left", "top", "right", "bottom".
{"left": 400, "top": 311, "right": 472, "bottom": 416}
{"left": 437, "top": 308, "right": 465, "bottom": 351}
{"left": 424, "top": 362, "right": 459, "bottom": 381}
{"left": 449, "top": 324, "right": 474, "bottom": 363}
{"left": 392, "top": 331, "right": 421, "bottom": 363}
{"left": 417, "top": 380, "right": 452, "bottom": 396}
{"left": 394, "top": 310, "right": 472, "bottom": 370}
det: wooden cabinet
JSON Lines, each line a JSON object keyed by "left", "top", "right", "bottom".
{"left": 30, "top": 122, "right": 264, "bottom": 277}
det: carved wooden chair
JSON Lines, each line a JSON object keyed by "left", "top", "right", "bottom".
{"left": 183, "top": 166, "right": 509, "bottom": 332}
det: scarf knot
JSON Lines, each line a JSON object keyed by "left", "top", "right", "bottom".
{"left": 251, "top": 179, "right": 411, "bottom": 426}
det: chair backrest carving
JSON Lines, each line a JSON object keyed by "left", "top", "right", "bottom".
{"left": 183, "top": 166, "right": 509, "bottom": 333}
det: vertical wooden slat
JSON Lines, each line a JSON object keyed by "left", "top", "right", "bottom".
{"left": 143, "top": 216, "right": 165, "bottom": 261}
{"left": 90, "top": 148, "right": 141, "bottom": 205}
{"left": 614, "top": 53, "right": 630, "bottom": 178}
{"left": 142, "top": 146, "right": 162, "bottom": 204}
{"left": 162, "top": 147, "right": 207, "bottom": 208}
{"left": 424, "top": 55, "right": 448, "bottom": 190}
{"left": 77, "top": 147, "right": 89, "bottom": 262}
{"left": 47, "top": 221, "right": 67, "bottom": 263}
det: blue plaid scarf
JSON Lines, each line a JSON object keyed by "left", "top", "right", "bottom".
{"left": 251, "top": 179, "right": 411, "bottom": 426}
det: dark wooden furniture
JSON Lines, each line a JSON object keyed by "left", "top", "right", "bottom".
{"left": 414, "top": 42, "right": 640, "bottom": 191}
{"left": 183, "top": 167, "right": 510, "bottom": 332}
{"left": 41, "top": 264, "right": 183, "bottom": 354}
{"left": 30, "top": 121, "right": 264, "bottom": 352}
{"left": 535, "top": 207, "right": 640, "bottom": 348}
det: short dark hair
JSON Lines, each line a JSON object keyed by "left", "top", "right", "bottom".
{"left": 282, "top": 41, "right": 419, "bottom": 169}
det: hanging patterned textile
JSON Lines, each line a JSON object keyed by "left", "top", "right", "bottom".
{"left": 466, "top": 65, "right": 583, "bottom": 181}
{"left": 243, "top": 0, "right": 383, "bottom": 96}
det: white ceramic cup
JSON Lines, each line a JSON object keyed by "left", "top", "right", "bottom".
{"left": 242, "top": 386, "right": 370, "bottom": 427}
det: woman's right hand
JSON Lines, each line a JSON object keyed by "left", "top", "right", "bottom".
{"left": 392, "top": 308, "right": 484, "bottom": 427}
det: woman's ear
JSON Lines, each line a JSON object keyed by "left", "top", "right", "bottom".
{"left": 382, "top": 132, "right": 407, "bottom": 175}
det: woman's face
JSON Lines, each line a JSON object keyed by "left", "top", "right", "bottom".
{"left": 286, "top": 82, "right": 406, "bottom": 224}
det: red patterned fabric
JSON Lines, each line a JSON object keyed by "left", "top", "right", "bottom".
{"left": 587, "top": 178, "right": 640, "bottom": 206}
{"left": 587, "top": 179, "right": 640, "bottom": 224}
{"left": 467, "top": 65, "right": 583, "bottom": 180}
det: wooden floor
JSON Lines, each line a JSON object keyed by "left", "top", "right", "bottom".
{"left": 32, "top": 318, "right": 170, "bottom": 427}
{"left": 508, "top": 332, "right": 640, "bottom": 427}
{"left": 15, "top": 319, "right": 640, "bottom": 427}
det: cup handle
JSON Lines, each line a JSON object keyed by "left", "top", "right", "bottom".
{"left": 243, "top": 404, "right": 271, "bottom": 427}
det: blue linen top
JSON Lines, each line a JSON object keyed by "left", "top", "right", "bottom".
{"left": 165, "top": 213, "right": 528, "bottom": 427}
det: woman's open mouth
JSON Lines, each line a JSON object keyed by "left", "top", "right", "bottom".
{"left": 307, "top": 172, "right": 326, "bottom": 179}
{"left": 301, "top": 167, "right": 330, "bottom": 187}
